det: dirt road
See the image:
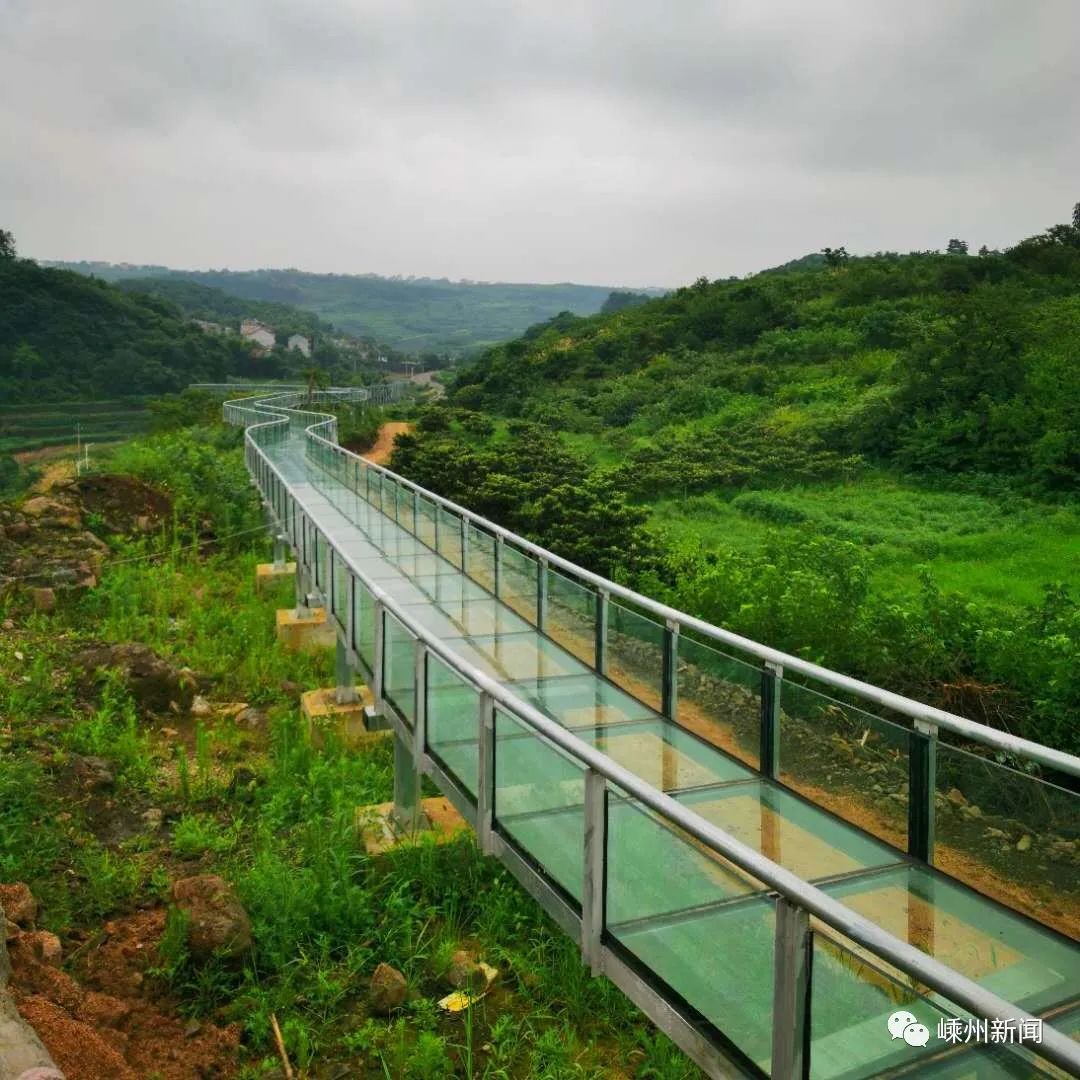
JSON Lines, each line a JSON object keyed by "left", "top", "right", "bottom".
{"left": 361, "top": 422, "right": 413, "bottom": 466}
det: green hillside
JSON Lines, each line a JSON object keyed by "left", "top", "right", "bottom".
{"left": 390, "top": 209, "right": 1080, "bottom": 752}
{"left": 0, "top": 253, "right": 286, "bottom": 402}
{"left": 49, "top": 262, "right": 662, "bottom": 355}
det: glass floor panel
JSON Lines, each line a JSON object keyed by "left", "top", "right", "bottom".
{"left": 822, "top": 865, "right": 1080, "bottom": 1016}
{"left": 508, "top": 673, "right": 657, "bottom": 730}
{"left": 349, "top": 552, "right": 461, "bottom": 580}
{"left": 449, "top": 631, "right": 594, "bottom": 685}
{"left": 400, "top": 598, "right": 533, "bottom": 640}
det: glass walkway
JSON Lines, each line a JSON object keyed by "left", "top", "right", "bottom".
{"left": 225, "top": 391, "right": 1080, "bottom": 1080}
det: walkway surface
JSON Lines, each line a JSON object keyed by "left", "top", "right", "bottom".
{"left": 261, "top": 426, "right": 1079, "bottom": 1079}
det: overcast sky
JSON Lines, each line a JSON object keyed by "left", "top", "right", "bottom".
{"left": 2, "top": 1, "right": 1078, "bottom": 287}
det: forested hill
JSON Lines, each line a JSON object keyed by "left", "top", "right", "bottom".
{"left": 451, "top": 215, "right": 1080, "bottom": 493}
{"left": 48, "top": 262, "right": 662, "bottom": 355}
{"left": 0, "top": 256, "right": 280, "bottom": 401}
{"left": 114, "top": 277, "right": 333, "bottom": 341}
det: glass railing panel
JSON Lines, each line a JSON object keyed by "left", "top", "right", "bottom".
{"left": 678, "top": 635, "right": 763, "bottom": 770}
{"left": 353, "top": 580, "right": 376, "bottom": 674}
{"left": 383, "top": 612, "right": 416, "bottom": 726}
{"left": 934, "top": 742, "right": 1080, "bottom": 933}
{"left": 494, "top": 707, "right": 585, "bottom": 900}
{"left": 822, "top": 864, "right": 1080, "bottom": 1017}
{"left": 499, "top": 544, "right": 539, "bottom": 624}
{"left": 437, "top": 506, "right": 463, "bottom": 568}
{"left": 544, "top": 568, "right": 598, "bottom": 666}
{"left": 393, "top": 483, "right": 414, "bottom": 532}
{"left": 416, "top": 495, "right": 438, "bottom": 548}
{"left": 606, "top": 600, "right": 665, "bottom": 712}
{"left": 426, "top": 653, "right": 479, "bottom": 798}
{"left": 508, "top": 672, "right": 656, "bottom": 732}
{"left": 465, "top": 523, "right": 497, "bottom": 591}
{"left": 584, "top": 719, "right": 754, "bottom": 793}
{"left": 607, "top": 794, "right": 775, "bottom": 1070}
{"left": 677, "top": 782, "right": 897, "bottom": 887}
{"left": 779, "top": 680, "right": 912, "bottom": 851}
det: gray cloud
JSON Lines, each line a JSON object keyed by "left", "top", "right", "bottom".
{"left": 2, "top": 0, "right": 1078, "bottom": 285}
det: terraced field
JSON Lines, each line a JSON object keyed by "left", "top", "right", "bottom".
{"left": 0, "top": 400, "right": 151, "bottom": 456}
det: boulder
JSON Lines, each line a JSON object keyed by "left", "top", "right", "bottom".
{"left": 75, "top": 642, "right": 196, "bottom": 712}
{"left": 171, "top": 875, "right": 252, "bottom": 960}
{"left": 945, "top": 787, "right": 967, "bottom": 808}
{"left": 446, "top": 950, "right": 483, "bottom": 991}
{"left": 21, "top": 496, "right": 81, "bottom": 530}
{"left": 21, "top": 930, "right": 62, "bottom": 967}
{"left": 69, "top": 754, "right": 115, "bottom": 791}
{"left": 0, "top": 884, "right": 38, "bottom": 928}
{"left": 190, "top": 695, "right": 213, "bottom": 718}
{"left": 368, "top": 962, "right": 407, "bottom": 1015}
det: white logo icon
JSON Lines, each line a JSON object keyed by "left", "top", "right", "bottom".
{"left": 888, "top": 1010, "right": 930, "bottom": 1047}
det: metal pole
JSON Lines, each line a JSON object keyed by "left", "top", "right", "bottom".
{"left": 771, "top": 898, "right": 811, "bottom": 1079}
{"left": 476, "top": 692, "right": 496, "bottom": 855}
{"left": 537, "top": 557, "right": 549, "bottom": 633}
{"left": 595, "top": 590, "right": 609, "bottom": 675}
{"left": 581, "top": 768, "right": 607, "bottom": 975}
{"left": 761, "top": 661, "right": 783, "bottom": 779}
{"left": 661, "top": 620, "right": 679, "bottom": 720}
{"left": 909, "top": 720, "right": 938, "bottom": 863}
{"left": 335, "top": 637, "right": 358, "bottom": 705}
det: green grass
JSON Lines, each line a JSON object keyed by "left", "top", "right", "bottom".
{"left": 650, "top": 476, "right": 1080, "bottom": 610}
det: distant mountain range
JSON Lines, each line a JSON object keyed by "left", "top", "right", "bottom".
{"left": 46, "top": 262, "right": 668, "bottom": 356}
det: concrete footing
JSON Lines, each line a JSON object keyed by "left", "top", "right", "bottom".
{"left": 275, "top": 607, "right": 336, "bottom": 652}
{"left": 356, "top": 797, "right": 467, "bottom": 856}
{"left": 302, "top": 686, "right": 388, "bottom": 749}
{"left": 256, "top": 562, "right": 296, "bottom": 592}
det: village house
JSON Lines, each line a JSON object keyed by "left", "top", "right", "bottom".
{"left": 239, "top": 319, "right": 276, "bottom": 352}
{"left": 287, "top": 333, "right": 311, "bottom": 357}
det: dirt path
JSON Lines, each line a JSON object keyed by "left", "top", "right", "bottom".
{"left": 362, "top": 422, "right": 413, "bottom": 466}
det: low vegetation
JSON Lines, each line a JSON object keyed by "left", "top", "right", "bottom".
{"left": 0, "top": 428, "right": 699, "bottom": 1078}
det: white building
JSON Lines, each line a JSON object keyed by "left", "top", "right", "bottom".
{"left": 240, "top": 319, "right": 276, "bottom": 351}
{"left": 288, "top": 333, "right": 311, "bottom": 358}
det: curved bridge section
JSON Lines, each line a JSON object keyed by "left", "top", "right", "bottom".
{"left": 225, "top": 388, "right": 1080, "bottom": 1079}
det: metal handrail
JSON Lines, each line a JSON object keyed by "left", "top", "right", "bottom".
{"left": 226, "top": 389, "right": 1080, "bottom": 1076}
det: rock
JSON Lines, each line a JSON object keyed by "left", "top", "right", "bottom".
{"left": 4, "top": 917, "right": 18, "bottom": 943}
{"left": 7, "top": 520, "right": 31, "bottom": 540}
{"left": 227, "top": 767, "right": 260, "bottom": 803}
{"left": 446, "top": 950, "right": 483, "bottom": 991}
{"left": 21, "top": 496, "right": 81, "bottom": 529}
{"left": 946, "top": 787, "right": 967, "bottom": 808}
{"left": 171, "top": 875, "right": 252, "bottom": 960}
{"left": 235, "top": 706, "right": 266, "bottom": 729}
{"left": 0, "top": 883, "right": 39, "bottom": 928}
{"left": 141, "top": 808, "right": 163, "bottom": 830}
{"left": 279, "top": 679, "right": 301, "bottom": 698}
{"left": 2, "top": 617, "right": 14, "bottom": 630}
{"left": 75, "top": 642, "right": 196, "bottom": 712}
{"left": 368, "top": 962, "right": 407, "bottom": 1014}
{"left": 22, "top": 930, "right": 62, "bottom": 966}
{"left": 81, "top": 530, "right": 110, "bottom": 552}
{"left": 135, "top": 515, "right": 154, "bottom": 533}
{"left": 30, "top": 587, "right": 56, "bottom": 613}
{"left": 70, "top": 754, "right": 115, "bottom": 791}
{"left": 190, "top": 695, "right": 213, "bottom": 718}
{"left": 1017, "top": 835, "right": 1033, "bottom": 852}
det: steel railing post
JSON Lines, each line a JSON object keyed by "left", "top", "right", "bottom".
{"left": 771, "top": 897, "right": 811, "bottom": 1079}
{"left": 661, "top": 619, "right": 679, "bottom": 720}
{"left": 595, "top": 590, "right": 609, "bottom": 675}
{"left": 909, "top": 719, "right": 938, "bottom": 863}
{"left": 460, "top": 516, "right": 469, "bottom": 574}
{"left": 413, "top": 639, "right": 427, "bottom": 764}
{"left": 372, "top": 601, "right": 386, "bottom": 706}
{"left": 761, "top": 661, "right": 783, "bottom": 779}
{"left": 581, "top": 768, "right": 607, "bottom": 975}
{"left": 537, "top": 557, "right": 549, "bottom": 633}
{"left": 494, "top": 535, "right": 504, "bottom": 598}
{"left": 476, "top": 692, "right": 496, "bottom": 855}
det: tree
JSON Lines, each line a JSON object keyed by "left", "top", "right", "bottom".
{"left": 300, "top": 366, "right": 329, "bottom": 405}
{"left": 1073, "top": 202, "right": 1080, "bottom": 230}
{"left": 821, "top": 246, "right": 850, "bottom": 269}
{"left": 0, "top": 229, "right": 14, "bottom": 260}
{"left": 946, "top": 238, "right": 969, "bottom": 255}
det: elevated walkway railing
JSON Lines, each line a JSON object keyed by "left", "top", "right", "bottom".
{"left": 223, "top": 388, "right": 1080, "bottom": 1079}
